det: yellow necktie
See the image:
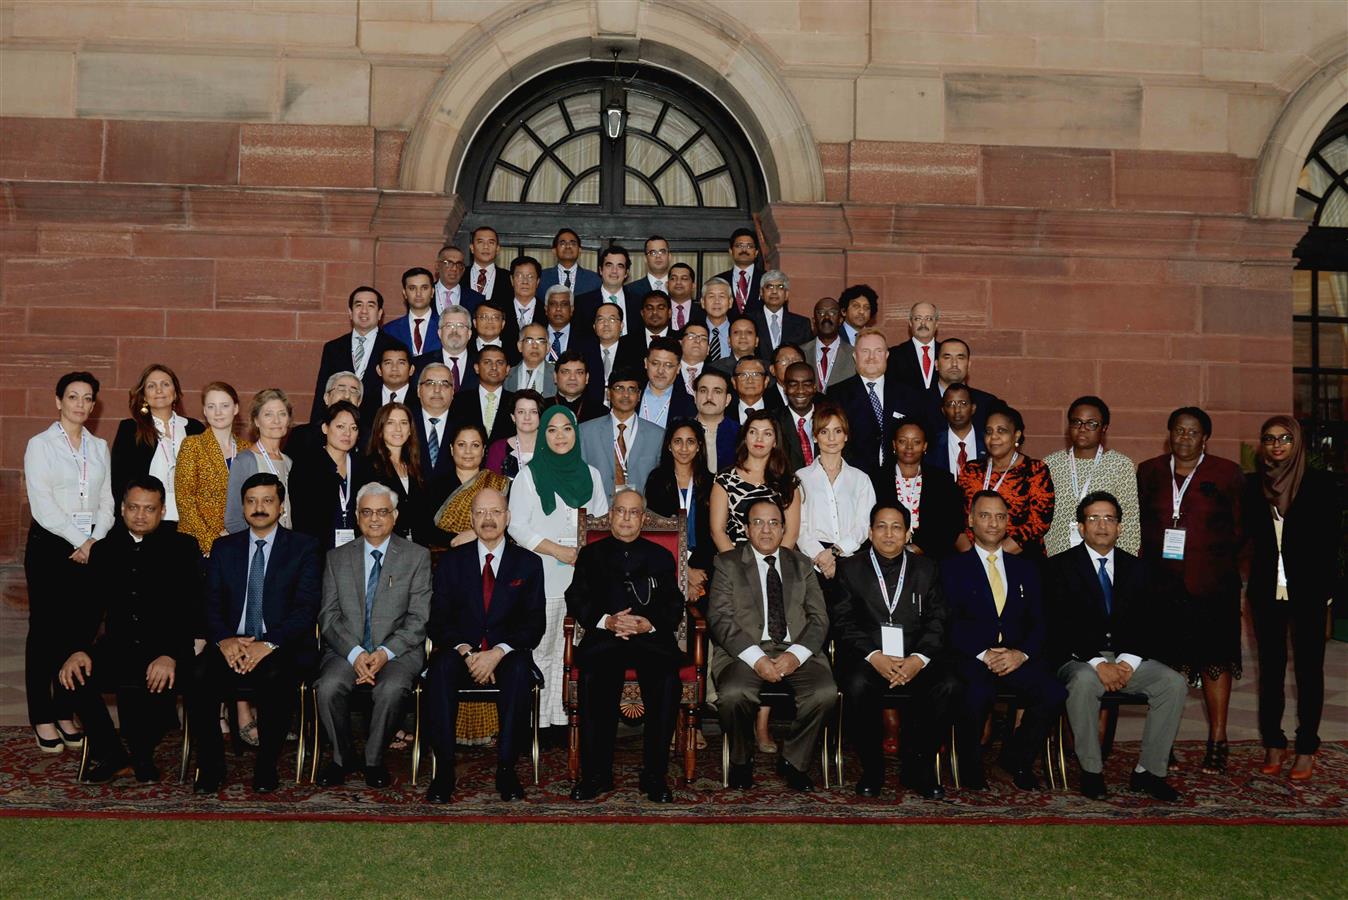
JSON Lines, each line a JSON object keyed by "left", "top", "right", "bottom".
{"left": 986, "top": 552, "right": 1006, "bottom": 616}
{"left": 484, "top": 391, "right": 497, "bottom": 433}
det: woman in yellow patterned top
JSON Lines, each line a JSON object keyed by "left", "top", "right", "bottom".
{"left": 175, "top": 381, "right": 251, "bottom": 556}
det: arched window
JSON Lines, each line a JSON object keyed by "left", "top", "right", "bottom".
{"left": 457, "top": 63, "right": 767, "bottom": 283}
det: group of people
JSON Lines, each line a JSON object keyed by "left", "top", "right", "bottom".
{"left": 22, "top": 225, "right": 1340, "bottom": 804}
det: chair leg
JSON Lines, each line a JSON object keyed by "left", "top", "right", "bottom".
{"left": 721, "top": 730, "right": 730, "bottom": 788}
{"left": 1055, "top": 715, "right": 1068, "bottom": 791}
{"left": 567, "top": 714, "right": 580, "bottom": 784}
{"left": 834, "top": 703, "right": 845, "bottom": 787}
{"left": 294, "top": 683, "right": 308, "bottom": 785}
{"left": 1102, "top": 703, "right": 1121, "bottom": 759}
{"left": 78, "top": 729, "right": 90, "bottom": 782}
{"left": 681, "top": 707, "right": 697, "bottom": 784}
{"left": 309, "top": 691, "right": 321, "bottom": 784}
{"left": 948, "top": 725, "right": 961, "bottom": 789}
{"left": 531, "top": 685, "right": 541, "bottom": 786}
{"left": 410, "top": 685, "right": 422, "bottom": 785}
{"left": 179, "top": 704, "right": 192, "bottom": 784}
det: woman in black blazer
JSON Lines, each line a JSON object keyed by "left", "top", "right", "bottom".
{"left": 287, "top": 400, "right": 360, "bottom": 555}
{"left": 873, "top": 420, "right": 965, "bottom": 560}
{"left": 644, "top": 418, "right": 714, "bottom": 605}
{"left": 353, "top": 401, "right": 426, "bottom": 542}
{"left": 1244, "top": 415, "right": 1342, "bottom": 782}
{"left": 110, "top": 363, "right": 204, "bottom": 527}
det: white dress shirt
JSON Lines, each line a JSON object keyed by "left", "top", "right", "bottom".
{"left": 235, "top": 525, "right": 277, "bottom": 635}
{"left": 682, "top": 363, "right": 702, "bottom": 394}
{"left": 347, "top": 536, "right": 396, "bottom": 664}
{"left": 148, "top": 412, "right": 188, "bottom": 521}
{"left": 642, "top": 327, "right": 669, "bottom": 347}
{"left": 351, "top": 328, "right": 377, "bottom": 379}
{"left": 707, "top": 319, "right": 731, "bottom": 359}
{"left": 471, "top": 263, "right": 496, "bottom": 299}
{"left": 548, "top": 323, "right": 572, "bottom": 359}
{"left": 611, "top": 412, "right": 639, "bottom": 449}
{"left": 737, "top": 399, "right": 765, "bottom": 424}
{"left": 947, "top": 425, "right": 974, "bottom": 477}
{"left": 813, "top": 337, "right": 840, "bottom": 385}
{"left": 1084, "top": 545, "right": 1142, "bottom": 671}
{"left": 440, "top": 348, "right": 470, "bottom": 382}
{"left": 911, "top": 337, "right": 937, "bottom": 389}
{"left": 513, "top": 298, "right": 537, "bottom": 329}
{"left": 738, "top": 546, "right": 812, "bottom": 668}
{"left": 24, "top": 422, "right": 115, "bottom": 547}
{"left": 475, "top": 337, "right": 503, "bottom": 352}
{"left": 841, "top": 322, "right": 861, "bottom": 345}
{"left": 731, "top": 264, "right": 755, "bottom": 307}
{"left": 408, "top": 314, "right": 432, "bottom": 355}
{"left": 671, "top": 298, "right": 693, "bottom": 329}
{"left": 601, "top": 286, "right": 628, "bottom": 335}
{"left": 764, "top": 309, "right": 784, "bottom": 349}
{"left": 381, "top": 384, "right": 407, "bottom": 405}
{"left": 422, "top": 410, "right": 446, "bottom": 450}
{"left": 795, "top": 458, "right": 874, "bottom": 560}
{"left": 452, "top": 538, "right": 514, "bottom": 656}
{"left": 516, "top": 363, "right": 545, "bottom": 391}
{"left": 555, "top": 264, "right": 579, "bottom": 290}
{"left": 435, "top": 281, "right": 462, "bottom": 315}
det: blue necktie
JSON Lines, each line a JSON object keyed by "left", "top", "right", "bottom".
{"left": 427, "top": 418, "right": 440, "bottom": 468}
{"left": 245, "top": 538, "right": 266, "bottom": 639}
{"left": 867, "top": 381, "right": 883, "bottom": 428}
{"left": 364, "top": 549, "right": 383, "bottom": 652}
{"left": 552, "top": 330, "right": 563, "bottom": 361}
{"left": 1097, "top": 557, "right": 1113, "bottom": 616}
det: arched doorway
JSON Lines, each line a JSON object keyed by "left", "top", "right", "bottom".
{"left": 454, "top": 63, "right": 768, "bottom": 281}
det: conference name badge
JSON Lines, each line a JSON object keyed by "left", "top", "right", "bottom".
{"left": 71, "top": 511, "right": 94, "bottom": 537}
{"left": 1162, "top": 528, "right": 1186, "bottom": 561}
{"left": 881, "top": 625, "right": 905, "bottom": 658}
{"left": 334, "top": 528, "right": 355, "bottom": 547}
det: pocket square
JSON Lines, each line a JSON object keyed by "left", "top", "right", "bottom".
{"left": 891, "top": 411, "right": 906, "bottom": 419}
{"left": 509, "top": 578, "right": 525, "bottom": 587}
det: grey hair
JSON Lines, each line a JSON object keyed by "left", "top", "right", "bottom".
{"left": 418, "top": 362, "right": 452, "bottom": 384}
{"left": 761, "top": 269, "right": 789, "bottom": 289}
{"left": 325, "top": 371, "right": 362, "bottom": 398}
{"left": 356, "top": 481, "right": 398, "bottom": 509}
{"left": 909, "top": 301, "right": 940, "bottom": 321}
{"left": 440, "top": 305, "right": 472, "bottom": 326}
{"left": 612, "top": 484, "right": 646, "bottom": 507}
{"left": 544, "top": 284, "right": 573, "bottom": 303}
{"left": 702, "top": 276, "right": 732, "bottom": 294}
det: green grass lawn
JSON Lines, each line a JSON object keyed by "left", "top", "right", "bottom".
{"left": 1, "top": 820, "right": 1342, "bottom": 897}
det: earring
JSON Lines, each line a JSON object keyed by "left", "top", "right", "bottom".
{"left": 139, "top": 402, "right": 149, "bottom": 414}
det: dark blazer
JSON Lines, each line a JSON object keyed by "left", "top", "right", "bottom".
{"left": 925, "top": 422, "right": 988, "bottom": 479}
{"left": 581, "top": 338, "right": 643, "bottom": 401}
{"left": 412, "top": 347, "right": 480, "bottom": 395}
{"left": 729, "top": 392, "right": 784, "bottom": 428}
{"left": 428, "top": 540, "right": 546, "bottom": 653}
{"left": 827, "top": 374, "right": 927, "bottom": 479}
{"left": 538, "top": 265, "right": 601, "bottom": 301}
{"left": 708, "top": 543, "right": 829, "bottom": 661}
{"left": 832, "top": 547, "right": 946, "bottom": 664}
{"left": 617, "top": 328, "right": 678, "bottom": 365}
{"left": 203, "top": 526, "right": 322, "bottom": 658}
{"left": 873, "top": 463, "right": 966, "bottom": 560}
{"left": 572, "top": 287, "right": 622, "bottom": 332}
{"left": 550, "top": 391, "right": 608, "bottom": 424}
{"left": 110, "top": 417, "right": 205, "bottom": 505}
{"left": 715, "top": 266, "right": 763, "bottom": 316}
{"left": 886, "top": 340, "right": 939, "bottom": 391}
{"left": 460, "top": 265, "right": 514, "bottom": 308}
{"left": 644, "top": 466, "right": 715, "bottom": 572}
{"left": 447, "top": 386, "right": 517, "bottom": 446}
{"left": 352, "top": 454, "right": 425, "bottom": 541}
{"left": 1137, "top": 453, "right": 1244, "bottom": 599}
{"left": 640, "top": 381, "right": 696, "bottom": 426}
{"left": 285, "top": 448, "right": 359, "bottom": 554}
{"left": 1044, "top": 543, "right": 1157, "bottom": 668}
{"left": 310, "top": 330, "right": 407, "bottom": 423}
{"left": 940, "top": 547, "right": 1045, "bottom": 662}
{"left": 79, "top": 525, "right": 203, "bottom": 662}
{"left": 411, "top": 409, "right": 455, "bottom": 482}
{"left": 566, "top": 536, "right": 686, "bottom": 665}
{"left": 384, "top": 309, "right": 441, "bottom": 358}
{"left": 1243, "top": 468, "right": 1342, "bottom": 607}
{"left": 498, "top": 298, "right": 544, "bottom": 363}
{"left": 749, "top": 306, "right": 812, "bottom": 361}
{"left": 707, "top": 417, "right": 740, "bottom": 476}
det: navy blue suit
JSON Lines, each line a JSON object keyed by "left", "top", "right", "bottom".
{"left": 385, "top": 310, "right": 441, "bottom": 358}
{"left": 940, "top": 547, "right": 1066, "bottom": 779}
{"left": 426, "top": 541, "right": 545, "bottom": 771}
{"left": 826, "top": 374, "right": 928, "bottom": 482}
{"left": 538, "top": 265, "right": 601, "bottom": 301}
{"left": 925, "top": 423, "right": 987, "bottom": 480}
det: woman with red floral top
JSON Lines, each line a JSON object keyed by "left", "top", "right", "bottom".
{"left": 955, "top": 403, "right": 1055, "bottom": 559}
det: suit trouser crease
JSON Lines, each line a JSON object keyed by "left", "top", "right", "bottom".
{"left": 955, "top": 657, "right": 1067, "bottom": 774}
{"left": 1057, "top": 657, "right": 1186, "bottom": 777}
{"left": 715, "top": 652, "right": 836, "bottom": 772}
{"left": 426, "top": 649, "right": 534, "bottom": 773}
{"left": 314, "top": 651, "right": 421, "bottom": 768}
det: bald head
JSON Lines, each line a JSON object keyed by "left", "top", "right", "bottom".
{"left": 471, "top": 488, "right": 510, "bottom": 542}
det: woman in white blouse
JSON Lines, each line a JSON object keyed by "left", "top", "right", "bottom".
{"left": 24, "top": 371, "right": 115, "bottom": 753}
{"left": 795, "top": 402, "right": 875, "bottom": 579}
{"left": 224, "top": 389, "right": 294, "bottom": 534}
{"left": 508, "top": 405, "right": 608, "bottom": 730}
{"left": 110, "top": 363, "right": 204, "bottom": 527}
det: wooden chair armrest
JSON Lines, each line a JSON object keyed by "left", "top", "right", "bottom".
{"left": 562, "top": 616, "right": 577, "bottom": 668}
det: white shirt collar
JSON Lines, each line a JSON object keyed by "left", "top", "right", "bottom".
{"left": 1086, "top": 545, "right": 1115, "bottom": 566}
{"left": 365, "top": 536, "right": 391, "bottom": 556}
{"left": 478, "top": 537, "right": 505, "bottom": 569}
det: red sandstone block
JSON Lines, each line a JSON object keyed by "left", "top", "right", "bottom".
{"left": 216, "top": 260, "right": 323, "bottom": 311}
{"left": 0, "top": 336, "right": 118, "bottom": 389}
{"left": 0, "top": 309, "right": 26, "bottom": 335}
{"left": 1238, "top": 336, "right": 1292, "bottom": 365}
{"left": 29, "top": 306, "right": 164, "bottom": 337}
{"left": 990, "top": 281, "right": 1198, "bottom": 333}
{"left": 844, "top": 250, "right": 923, "bottom": 278}
{"left": 167, "top": 310, "right": 297, "bottom": 341}
{"left": 819, "top": 142, "right": 849, "bottom": 202}
{"left": 1, "top": 257, "right": 215, "bottom": 308}
{"left": 982, "top": 147, "right": 1113, "bottom": 210}
{"left": 133, "top": 232, "right": 286, "bottom": 259}
{"left": 1170, "top": 334, "right": 1240, "bottom": 362}
{"left": 0, "top": 227, "right": 40, "bottom": 255}
{"left": 375, "top": 130, "right": 407, "bottom": 190}
{"left": 923, "top": 253, "right": 1070, "bottom": 279}
{"left": 325, "top": 260, "right": 379, "bottom": 311}
{"left": 0, "top": 388, "right": 27, "bottom": 416}
{"left": 8, "top": 182, "right": 189, "bottom": 227}
{"left": 1200, "top": 286, "right": 1289, "bottom": 336}
{"left": 4, "top": 416, "right": 58, "bottom": 468}
{"left": 288, "top": 235, "right": 376, "bottom": 261}
{"left": 1024, "top": 331, "right": 1170, "bottom": 362}
{"left": 1166, "top": 259, "right": 1292, "bottom": 291}
{"left": 1069, "top": 256, "right": 1169, "bottom": 282}
{"left": 840, "top": 206, "right": 897, "bottom": 247}
{"left": 373, "top": 265, "right": 415, "bottom": 310}
{"left": 1098, "top": 361, "right": 1203, "bottom": 409}
{"left": 38, "top": 229, "right": 133, "bottom": 256}
{"left": 1203, "top": 363, "right": 1291, "bottom": 412}
{"left": 880, "top": 276, "right": 987, "bottom": 326}
{"left": 374, "top": 238, "right": 443, "bottom": 269}
{"left": 848, "top": 141, "right": 980, "bottom": 205}
{"left": 955, "top": 328, "right": 1025, "bottom": 358}
{"left": 1114, "top": 151, "right": 1254, "bottom": 215}
{"left": 784, "top": 278, "right": 845, "bottom": 307}
{"left": 1106, "top": 435, "right": 1167, "bottom": 463}
{"left": 116, "top": 337, "right": 316, "bottom": 397}
{"left": 103, "top": 121, "right": 240, "bottom": 185}
{"left": 239, "top": 124, "right": 375, "bottom": 189}
{"left": 188, "top": 186, "right": 328, "bottom": 231}
{"left": 297, "top": 313, "right": 353, "bottom": 341}
{"left": 0, "top": 118, "right": 103, "bottom": 181}
{"left": 975, "top": 357, "right": 1094, "bottom": 407}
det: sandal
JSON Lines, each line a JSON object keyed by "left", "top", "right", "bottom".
{"left": 388, "top": 730, "right": 414, "bottom": 751}
{"left": 1200, "top": 739, "right": 1228, "bottom": 775}
{"left": 238, "top": 720, "right": 260, "bottom": 747}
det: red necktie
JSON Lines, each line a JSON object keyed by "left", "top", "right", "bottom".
{"left": 450, "top": 356, "right": 461, "bottom": 391}
{"left": 413, "top": 318, "right": 424, "bottom": 354}
{"left": 921, "top": 344, "right": 931, "bottom": 379}
{"left": 676, "top": 303, "right": 686, "bottom": 330}
{"left": 475, "top": 266, "right": 487, "bottom": 293}
{"left": 957, "top": 440, "right": 968, "bottom": 470}
{"left": 481, "top": 552, "right": 495, "bottom": 650}
{"left": 819, "top": 344, "right": 830, "bottom": 383}
{"left": 736, "top": 271, "right": 748, "bottom": 312}
{"left": 797, "top": 417, "right": 814, "bottom": 466}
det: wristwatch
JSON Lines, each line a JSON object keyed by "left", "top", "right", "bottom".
{"left": 263, "top": 642, "right": 278, "bottom": 651}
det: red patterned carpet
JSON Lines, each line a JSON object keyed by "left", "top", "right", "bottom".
{"left": 0, "top": 728, "right": 1343, "bottom": 825}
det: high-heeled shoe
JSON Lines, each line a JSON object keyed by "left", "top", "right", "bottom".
{"left": 55, "top": 722, "right": 85, "bottom": 749}
{"left": 1259, "top": 748, "right": 1286, "bottom": 775}
{"left": 1289, "top": 756, "right": 1315, "bottom": 782}
{"left": 1200, "top": 739, "right": 1228, "bottom": 775}
{"left": 33, "top": 727, "right": 63, "bottom": 753}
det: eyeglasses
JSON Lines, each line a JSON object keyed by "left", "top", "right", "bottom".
{"left": 910, "top": 315, "right": 937, "bottom": 324}
{"left": 521, "top": 337, "right": 548, "bottom": 346}
{"left": 595, "top": 315, "right": 621, "bottom": 325}
{"left": 749, "top": 518, "right": 783, "bottom": 529}
{"left": 645, "top": 248, "right": 669, "bottom": 256}
{"left": 358, "top": 508, "right": 394, "bottom": 519}
{"left": 1260, "top": 434, "right": 1294, "bottom": 446}
{"left": 731, "top": 242, "right": 757, "bottom": 251}
{"left": 420, "top": 379, "right": 453, "bottom": 390}
{"left": 437, "top": 259, "right": 465, "bottom": 268}
{"left": 555, "top": 239, "right": 580, "bottom": 248}
{"left": 735, "top": 372, "right": 766, "bottom": 381}
{"left": 443, "top": 323, "right": 470, "bottom": 332}
{"left": 609, "top": 384, "right": 641, "bottom": 394}
{"left": 943, "top": 400, "right": 970, "bottom": 409}
{"left": 1084, "top": 514, "right": 1118, "bottom": 525}
{"left": 1069, "top": 418, "right": 1102, "bottom": 431}
{"left": 683, "top": 334, "right": 708, "bottom": 344}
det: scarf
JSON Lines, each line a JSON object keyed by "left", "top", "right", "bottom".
{"left": 1257, "top": 414, "right": 1305, "bottom": 518}
{"left": 527, "top": 405, "right": 593, "bottom": 515}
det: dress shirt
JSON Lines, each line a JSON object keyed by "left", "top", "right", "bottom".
{"left": 421, "top": 410, "right": 447, "bottom": 450}
{"left": 864, "top": 551, "right": 931, "bottom": 667}
{"left": 475, "top": 338, "right": 503, "bottom": 352}
{"left": 642, "top": 327, "right": 670, "bottom": 347}
{"left": 555, "top": 265, "right": 579, "bottom": 289}
{"left": 795, "top": 458, "right": 873, "bottom": 560}
{"left": 701, "top": 419, "right": 722, "bottom": 472}
{"left": 409, "top": 314, "right": 433, "bottom": 354}
{"left": 648, "top": 275, "right": 667, "bottom": 293}
{"left": 639, "top": 386, "right": 674, "bottom": 429}
{"left": 947, "top": 426, "right": 974, "bottom": 477}
{"left": 454, "top": 538, "right": 513, "bottom": 655}
{"left": 517, "top": 364, "right": 545, "bottom": 391}
{"left": 1084, "top": 545, "right": 1142, "bottom": 671}
{"left": 671, "top": 298, "right": 693, "bottom": 328}
{"left": 147, "top": 412, "right": 188, "bottom": 521}
{"left": 598, "top": 339, "right": 621, "bottom": 383}
{"left": 737, "top": 399, "right": 765, "bottom": 424}
{"left": 707, "top": 319, "right": 731, "bottom": 357}
{"left": 471, "top": 264, "right": 496, "bottom": 299}
{"left": 601, "top": 287, "right": 628, "bottom": 334}
{"left": 381, "top": 384, "right": 408, "bottom": 405}
{"left": 974, "top": 543, "right": 1012, "bottom": 661}
{"left": 351, "top": 328, "right": 377, "bottom": 378}
{"left": 24, "top": 422, "right": 116, "bottom": 547}
{"left": 435, "top": 281, "right": 462, "bottom": 315}
{"left": 681, "top": 363, "right": 702, "bottom": 394}
{"left": 791, "top": 407, "right": 814, "bottom": 444}
{"left": 841, "top": 322, "right": 861, "bottom": 345}
{"left": 611, "top": 412, "right": 639, "bottom": 449}
{"left": 911, "top": 337, "right": 937, "bottom": 388}
{"left": 549, "top": 323, "right": 572, "bottom": 357}
{"left": 441, "top": 348, "right": 470, "bottom": 379}
{"left": 479, "top": 385, "right": 503, "bottom": 426}
{"left": 513, "top": 298, "right": 536, "bottom": 329}
{"left": 235, "top": 525, "right": 277, "bottom": 635}
{"left": 347, "top": 536, "right": 396, "bottom": 664}
{"left": 813, "top": 337, "right": 840, "bottom": 384}
{"left": 738, "top": 546, "right": 812, "bottom": 668}
{"left": 764, "top": 309, "right": 784, "bottom": 348}
{"left": 731, "top": 265, "right": 755, "bottom": 306}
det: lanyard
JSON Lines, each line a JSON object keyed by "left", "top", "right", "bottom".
{"left": 336, "top": 452, "right": 352, "bottom": 525}
{"left": 677, "top": 483, "right": 691, "bottom": 512}
{"left": 869, "top": 549, "right": 910, "bottom": 622}
{"left": 983, "top": 452, "right": 1019, "bottom": 493}
{"left": 256, "top": 446, "right": 280, "bottom": 476}
{"left": 59, "top": 424, "right": 89, "bottom": 499}
{"left": 641, "top": 388, "right": 672, "bottom": 425}
{"left": 1170, "top": 453, "right": 1204, "bottom": 526}
{"left": 1069, "top": 445, "right": 1103, "bottom": 501}
{"left": 613, "top": 418, "right": 635, "bottom": 471}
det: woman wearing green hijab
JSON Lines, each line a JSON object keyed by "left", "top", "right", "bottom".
{"left": 508, "top": 405, "right": 609, "bottom": 729}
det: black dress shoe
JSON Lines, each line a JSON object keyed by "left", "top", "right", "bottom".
{"left": 252, "top": 766, "right": 280, "bottom": 793}
{"left": 364, "top": 765, "right": 391, "bottom": 789}
{"left": 777, "top": 759, "right": 815, "bottom": 792}
{"left": 83, "top": 759, "right": 130, "bottom": 784}
{"left": 1079, "top": 771, "right": 1109, "bottom": 800}
{"left": 1129, "top": 770, "right": 1180, "bottom": 802}
{"left": 495, "top": 768, "right": 526, "bottom": 801}
{"left": 960, "top": 769, "right": 988, "bottom": 791}
{"left": 900, "top": 774, "right": 945, "bottom": 801}
{"left": 1010, "top": 768, "right": 1040, "bottom": 791}
{"left": 854, "top": 779, "right": 883, "bottom": 798}
{"left": 641, "top": 780, "right": 674, "bottom": 803}
{"left": 570, "top": 778, "right": 613, "bottom": 801}
{"left": 193, "top": 771, "right": 223, "bottom": 794}
{"left": 727, "top": 762, "right": 754, "bottom": 790}
{"left": 425, "top": 775, "right": 455, "bottom": 803}
{"left": 315, "top": 762, "right": 349, "bottom": 787}
{"left": 132, "top": 761, "right": 161, "bottom": 783}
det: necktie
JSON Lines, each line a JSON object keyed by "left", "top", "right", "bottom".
{"left": 764, "top": 555, "right": 787, "bottom": 643}
{"left": 685, "top": 366, "right": 697, "bottom": 393}
{"left": 819, "top": 344, "right": 829, "bottom": 383}
{"left": 245, "top": 539, "right": 267, "bottom": 639}
{"left": 770, "top": 312, "right": 781, "bottom": 347}
{"left": 413, "top": 317, "right": 425, "bottom": 354}
{"left": 481, "top": 552, "right": 495, "bottom": 649}
{"left": 708, "top": 327, "right": 723, "bottom": 361}
{"left": 921, "top": 344, "right": 931, "bottom": 379}
{"left": 484, "top": 391, "right": 497, "bottom": 433}
{"left": 475, "top": 266, "right": 487, "bottom": 293}
{"left": 957, "top": 440, "right": 968, "bottom": 470}
{"left": 563, "top": 269, "right": 571, "bottom": 289}
{"left": 427, "top": 418, "right": 440, "bottom": 467}
{"left": 389, "top": 389, "right": 399, "bottom": 404}
{"left": 675, "top": 303, "right": 686, "bottom": 330}
{"left": 607, "top": 293, "right": 617, "bottom": 304}
{"left": 615, "top": 422, "right": 628, "bottom": 486}
{"left": 1097, "top": 557, "right": 1113, "bottom": 616}
{"left": 867, "top": 381, "right": 883, "bottom": 427}
{"left": 363, "top": 548, "right": 382, "bottom": 651}
{"left": 552, "top": 330, "right": 563, "bottom": 361}
{"left": 653, "top": 279, "right": 664, "bottom": 292}
{"left": 353, "top": 334, "right": 366, "bottom": 374}
{"left": 797, "top": 416, "right": 813, "bottom": 466}
{"left": 603, "top": 346, "right": 613, "bottom": 380}
{"left": 736, "top": 271, "right": 748, "bottom": 313}
{"left": 986, "top": 552, "right": 1006, "bottom": 617}
{"left": 450, "top": 356, "right": 461, "bottom": 391}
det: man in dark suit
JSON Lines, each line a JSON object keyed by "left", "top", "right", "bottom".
{"left": 358, "top": 345, "right": 420, "bottom": 441}
{"left": 574, "top": 246, "right": 635, "bottom": 331}
{"left": 710, "top": 317, "right": 762, "bottom": 381}
{"left": 314, "top": 482, "right": 431, "bottom": 789}
{"left": 1046, "top": 491, "right": 1185, "bottom": 801}
{"left": 499, "top": 256, "right": 545, "bottom": 355}
{"left": 292, "top": 371, "right": 363, "bottom": 460}
{"left": 189, "top": 473, "right": 321, "bottom": 793}
{"left": 412, "top": 305, "right": 478, "bottom": 395}
{"left": 709, "top": 499, "right": 836, "bottom": 791}
{"left": 831, "top": 503, "right": 960, "bottom": 799}
{"left": 425, "top": 488, "right": 545, "bottom": 802}
{"left": 694, "top": 369, "right": 739, "bottom": 475}
{"left": 887, "top": 301, "right": 940, "bottom": 392}
{"left": 460, "top": 225, "right": 513, "bottom": 308}
{"left": 541, "top": 284, "right": 592, "bottom": 364}
{"left": 701, "top": 278, "right": 735, "bottom": 367}
{"left": 310, "top": 286, "right": 406, "bottom": 423}
{"left": 433, "top": 244, "right": 485, "bottom": 316}
{"left": 627, "top": 237, "right": 687, "bottom": 316}
{"left": 472, "top": 302, "right": 517, "bottom": 366}
{"left": 581, "top": 301, "right": 642, "bottom": 405}
{"left": 663, "top": 260, "right": 706, "bottom": 333}
{"left": 536, "top": 227, "right": 601, "bottom": 301}
{"left": 941, "top": 490, "right": 1067, "bottom": 791}
{"left": 924, "top": 382, "right": 987, "bottom": 478}
{"left": 924, "top": 338, "right": 999, "bottom": 437}
{"left": 802, "top": 297, "right": 856, "bottom": 390}
{"left": 551, "top": 350, "right": 606, "bottom": 423}
{"left": 827, "top": 330, "right": 927, "bottom": 481}
{"left": 715, "top": 227, "right": 763, "bottom": 317}
{"left": 838, "top": 283, "right": 877, "bottom": 346}
{"left": 384, "top": 267, "right": 441, "bottom": 358}
{"left": 447, "top": 345, "right": 516, "bottom": 446}
{"left": 566, "top": 488, "right": 687, "bottom": 802}
{"left": 750, "top": 270, "right": 812, "bottom": 362}
{"left": 412, "top": 363, "right": 456, "bottom": 482}
{"left": 58, "top": 476, "right": 201, "bottom": 783}
{"left": 618, "top": 289, "right": 677, "bottom": 362}
{"left": 728, "top": 355, "right": 784, "bottom": 426}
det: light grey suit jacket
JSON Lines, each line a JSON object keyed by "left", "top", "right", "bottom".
{"left": 802, "top": 339, "right": 856, "bottom": 389}
{"left": 319, "top": 533, "right": 431, "bottom": 665}
{"left": 708, "top": 543, "right": 830, "bottom": 668}
{"left": 504, "top": 360, "right": 555, "bottom": 395}
{"left": 578, "top": 413, "right": 664, "bottom": 499}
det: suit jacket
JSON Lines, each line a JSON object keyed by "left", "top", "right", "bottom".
{"left": 749, "top": 306, "right": 812, "bottom": 361}
{"left": 428, "top": 540, "right": 545, "bottom": 653}
{"left": 498, "top": 300, "right": 545, "bottom": 363}
{"left": 204, "top": 527, "right": 322, "bottom": 660}
{"left": 110, "top": 417, "right": 206, "bottom": 505}
{"left": 410, "top": 409, "right": 455, "bottom": 482}
{"left": 924, "top": 422, "right": 988, "bottom": 479}
{"left": 572, "top": 287, "right": 625, "bottom": 332}
{"left": 708, "top": 543, "right": 829, "bottom": 661}
{"left": 319, "top": 534, "right": 430, "bottom": 666}
{"left": 538, "top": 264, "right": 601, "bottom": 302}
{"left": 872, "top": 462, "right": 966, "bottom": 560}
{"left": 447, "top": 386, "right": 517, "bottom": 445}
{"left": 504, "top": 360, "right": 555, "bottom": 395}
{"left": 579, "top": 414, "right": 664, "bottom": 498}
{"left": 460, "top": 265, "right": 514, "bottom": 308}
{"left": 384, "top": 310, "right": 441, "bottom": 358}
{"left": 566, "top": 536, "right": 685, "bottom": 665}
{"left": 412, "top": 347, "right": 480, "bottom": 396}
{"left": 832, "top": 547, "right": 946, "bottom": 664}
{"left": 940, "top": 547, "right": 1045, "bottom": 662}
{"left": 922, "top": 384, "right": 997, "bottom": 448}
{"left": 436, "top": 282, "right": 486, "bottom": 316}
{"left": 827, "top": 374, "right": 927, "bottom": 480}
{"left": 644, "top": 467, "right": 715, "bottom": 572}
{"left": 728, "top": 393, "right": 785, "bottom": 428}
{"left": 1044, "top": 543, "right": 1155, "bottom": 668}
{"left": 706, "top": 417, "right": 740, "bottom": 476}
{"left": 887, "top": 340, "right": 939, "bottom": 391}
{"left": 802, "top": 338, "right": 856, "bottom": 389}
{"left": 288, "top": 447, "right": 360, "bottom": 553}
{"left": 582, "top": 338, "right": 643, "bottom": 402}
{"left": 715, "top": 266, "right": 763, "bottom": 317}
{"left": 549, "top": 391, "right": 608, "bottom": 424}
{"left": 640, "top": 381, "right": 696, "bottom": 427}
{"left": 617, "top": 328, "right": 679, "bottom": 365}
{"left": 352, "top": 454, "right": 427, "bottom": 540}
{"left": 1242, "top": 468, "right": 1343, "bottom": 606}
{"left": 311, "top": 330, "right": 407, "bottom": 423}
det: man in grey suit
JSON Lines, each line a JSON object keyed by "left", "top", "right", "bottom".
{"left": 802, "top": 296, "right": 856, "bottom": 389}
{"left": 709, "top": 499, "right": 836, "bottom": 792}
{"left": 314, "top": 482, "right": 431, "bottom": 788}
{"left": 504, "top": 322, "right": 556, "bottom": 395}
{"left": 578, "top": 366, "right": 664, "bottom": 499}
